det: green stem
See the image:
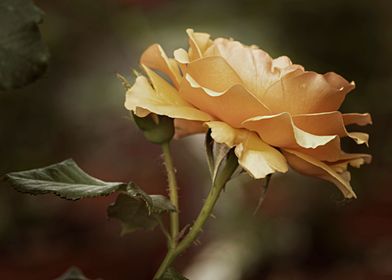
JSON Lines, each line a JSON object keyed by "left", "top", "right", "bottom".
{"left": 154, "top": 148, "right": 238, "bottom": 279}
{"left": 153, "top": 178, "right": 228, "bottom": 279}
{"left": 161, "top": 142, "right": 180, "bottom": 247}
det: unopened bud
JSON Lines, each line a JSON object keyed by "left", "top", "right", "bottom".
{"left": 132, "top": 113, "right": 174, "bottom": 144}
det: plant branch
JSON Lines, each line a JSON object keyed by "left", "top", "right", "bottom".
{"left": 153, "top": 149, "right": 238, "bottom": 279}
{"left": 161, "top": 142, "right": 180, "bottom": 247}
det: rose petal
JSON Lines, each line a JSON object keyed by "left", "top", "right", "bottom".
{"left": 293, "top": 137, "right": 342, "bottom": 162}
{"left": 205, "top": 39, "right": 271, "bottom": 93}
{"left": 140, "top": 44, "right": 182, "bottom": 87}
{"left": 185, "top": 55, "right": 243, "bottom": 92}
{"left": 125, "top": 75, "right": 213, "bottom": 121}
{"left": 261, "top": 71, "right": 355, "bottom": 115}
{"left": 293, "top": 111, "right": 370, "bottom": 145}
{"left": 186, "top": 28, "right": 212, "bottom": 60}
{"left": 173, "top": 48, "right": 190, "bottom": 64}
{"left": 174, "top": 119, "right": 207, "bottom": 138}
{"left": 329, "top": 153, "right": 372, "bottom": 173}
{"left": 342, "top": 113, "right": 373, "bottom": 126}
{"left": 283, "top": 149, "right": 357, "bottom": 198}
{"left": 206, "top": 121, "right": 288, "bottom": 178}
{"left": 181, "top": 75, "right": 270, "bottom": 128}
{"left": 242, "top": 112, "right": 337, "bottom": 149}
{"left": 178, "top": 56, "right": 271, "bottom": 127}
{"left": 204, "top": 38, "right": 303, "bottom": 97}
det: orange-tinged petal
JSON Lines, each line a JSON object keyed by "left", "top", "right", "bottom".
{"left": 242, "top": 112, "right": 337, "bottom": 149}
{"left": 185, "top": 55, "right": 243, "bottom": 92}
{"left": 293, "top": 137, "right": 342, "bottom": 162}
{"left": 174, "top": 119, "right": 207, "bottom": 138}
{"left": 204, "top": 38, "right": 303, "bottom": 97}
{"left": 178, "top": 56, "right": 271, "bottom": 127}
{"left": 180, "top": 74, "right": 270, "bottom": 128}
{"left": 206, "top": 121, "right": 288, "bottom": 178}
{"left": 186, "top": 28, "right": 212, "bottom": 60}
{"left": 261, "top": 72, "right": 355, "bottom": 115}
{"left": 283, "top": 149, "right": 357, "bottom": 198}
{"left": 292, "top": 111, "right": 370, "bottom": 145}
{"left": 140, "top": 44, "right": 182, "bottom": 87}
{"left": 342, "top": 113, "right": 372, "bottom": 126}
{"left": 125, "top": 75, "right": 213, "bottom": 121}
{"left": 329, "top": 153, "right": 372, "bottom": 173}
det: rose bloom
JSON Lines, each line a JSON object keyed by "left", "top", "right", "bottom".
{"left": 125, "top": 29, "right": 372, "bottom": 198}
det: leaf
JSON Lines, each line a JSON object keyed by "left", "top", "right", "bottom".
{"left": 4, "top": 159, "right": 127, "bottom": 200}
{"left": 4, "top": 159, "right": 175, "bottom": 236}
{"left": 108, "top": 190, "right": 176, "bottom": 235}
{"left": 54, "top": 266, "right": 90, "bottom": 280}
{"left": 0, "top": 0, "right": 49, "bottom": 90}
{"left": 158, "top": 267, "right": 189, "bottom": 280}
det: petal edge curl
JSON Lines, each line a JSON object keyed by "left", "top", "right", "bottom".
{"left": 206, "top": 121, "right": 288, "bottom": 179}
{"left": 140, "top": 44, "right": 182, "bottom": 87}
{"left": 243, "top": 112, "right": 337, "bottom": 149}
{"left": 283, "top": 149, "right": 357, "bottom": 198}
{"left": 125, "top": 75, "right": 213, "bottom": 122}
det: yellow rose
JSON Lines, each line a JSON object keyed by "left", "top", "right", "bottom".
{"left": 125, "top": 29, "right": 372, "bottom": 198}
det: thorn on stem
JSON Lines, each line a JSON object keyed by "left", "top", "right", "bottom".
{"left": 194, "top": 239, "right": 202, "bottom": 246}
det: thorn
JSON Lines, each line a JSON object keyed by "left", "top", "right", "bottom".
{"left": 210, "top": 213, "right": 216, "bottom": 219}
{"left": 176, "top": 224, "right": 191, "bottom": 243}
{"left": 253, "top": 174, "right": 272, "bottom": 215}
{"left": 193, "top": 239, "right": 202, "bottom": 246}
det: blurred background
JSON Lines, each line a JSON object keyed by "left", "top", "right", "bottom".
{"left": 0, "top": 0, "right": 391, "bottom": 279}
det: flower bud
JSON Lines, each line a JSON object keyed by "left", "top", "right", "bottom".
{"left": 132, "top": 113, "right": 174, "bottom": 144}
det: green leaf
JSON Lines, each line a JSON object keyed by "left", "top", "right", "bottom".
{"left": 108, "top": 188, "right": 176, "bottom": 235}
{"left": 0, "top": 0, "right": 49, "bottom": 90}
{"left": 4, "top": 159, "right": 127, "bottom": 200}
{"left": 54, "top": 266, "right": 90, "bottom": 280}
{"left": 158, "top": 267, "right": 189, "bottom": 280}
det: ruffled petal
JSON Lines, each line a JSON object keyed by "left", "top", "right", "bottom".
{"left": 186, "top": 28, "right": 213, "bottom": 61}
{"left": 204, "top": 38, "right": 302, "bottom": 97}
{"left": 179, "top": 56, "right": 271, "bottom": 128}
{"left": 206, "top": 121, "right": 288, "bottom": 178}
{"left": 125, "top": 75, "right": 213, "bottom": 121}
{"left": 173, "top": 48, "right": 190, "bottom": 64}
{"left": 292, "top": 111, "right": 370, "bottom": 145}
{"left": 261, "top": 71, "right": 355, "bottom": 115}
{"left": 242, "top": 112, "right": 337, "bottom": 149}
{"left": 293, "top": 137, "right": 342, "bottom": 162}
{"left": 174, "top": 119, "right": 207, "bottom": 138}
{"left": 328, "top": 153, "right": 372, "bottom": 173}
{"left": 283, "top": 149, "right": 357, "bottom": 198}
{"left": 184, "top": 55, "right": 243, "bottom": 92}
{"left": 140, "top": 44, "right": 182, "bottom": 87}
{"left": 342, "top": 113, "right": 372, "bottom": 126}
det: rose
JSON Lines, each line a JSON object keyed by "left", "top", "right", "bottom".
{"left": 125, "top": 29, "right": 371, "bottom": 198}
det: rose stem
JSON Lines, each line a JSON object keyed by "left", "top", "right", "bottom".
{"left": 161, "top": 142, "right": 180, "bottom": 248}
{"left": 153, "top": 151, "right": 238, "bottom": 279}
